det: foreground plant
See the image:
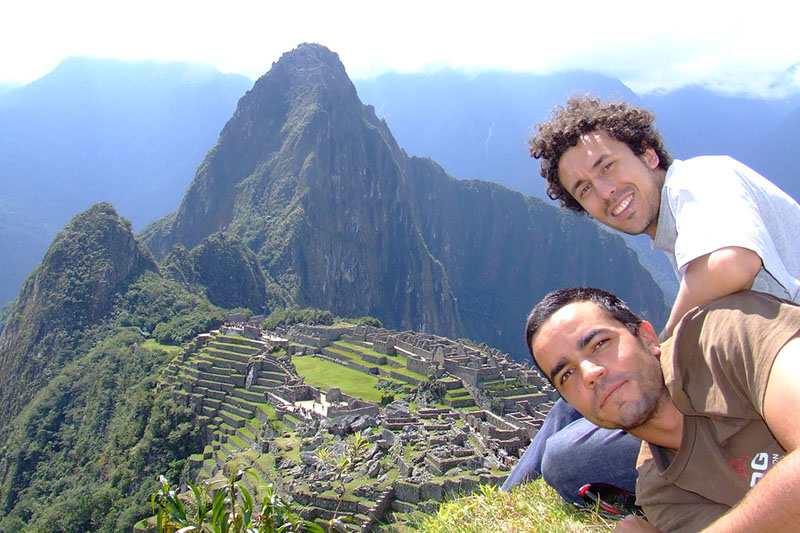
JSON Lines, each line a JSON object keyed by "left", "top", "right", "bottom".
{"left": 151, "top": 470, "right": 324, "bottom": 532}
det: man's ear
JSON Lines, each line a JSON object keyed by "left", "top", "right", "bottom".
{"left": 641, "top": 143, "right": 659, "bottom": 169}
{"left": 638, "top": 321, "right": 661, "bottom": 356}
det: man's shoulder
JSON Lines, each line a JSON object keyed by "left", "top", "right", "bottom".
{"left": 673, "top": 291, "right": 793, "bottom": 348}
{"left": 665, "top": 155, "right": 744, "bottom": 187}
{"left": 668, "top": 291, "right": 800, "bottom": 411}
{"left": 691, "top": 290, "right": 797, "bottom": 318}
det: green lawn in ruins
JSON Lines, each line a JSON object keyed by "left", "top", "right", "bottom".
{"left": 335, "top": 340, "right": 388, "bottom": 358}
{"left": 141, "top": 338, "right": 184, "bottom": 357}
{"left": 292, "top": 355, "right": 382, "bottom": 403}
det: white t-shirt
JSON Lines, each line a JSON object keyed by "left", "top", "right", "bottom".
{"left": 653, "top": 156, "right": 800, "bottom": 302}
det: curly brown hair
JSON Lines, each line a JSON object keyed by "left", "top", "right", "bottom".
{"left": 529, "top": 96, "right": 672, "bottom": 214}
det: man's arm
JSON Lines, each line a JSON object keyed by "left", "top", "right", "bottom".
{"left": 698, "top": 336, "right": 800, "bottom": 532}
{"left": 659, "top": 246, "right": 762, "bottom": 341}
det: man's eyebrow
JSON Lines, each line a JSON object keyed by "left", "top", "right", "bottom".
{"left": 549, "top": 357, "right": 568, "bottom": 383}
{"left": 579, "top": 328, "right": 607, "bottom": 349}
{"left": 569, "top": 154, "right": 608, "bottom": 195}
{"left": 547, "top": 328, "right": 610, "bottom": 382}
{"left": 591, "top": 153, "right": 608, "bottom": 170}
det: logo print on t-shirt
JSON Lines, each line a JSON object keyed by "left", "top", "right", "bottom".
{"left": 727, "top": 455, "right": 751, "bottom": 477}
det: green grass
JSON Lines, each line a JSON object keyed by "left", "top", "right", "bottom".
{"left": 292, "top": 356, "right": 382, "bottom": 402}
{"left": 274, "top": 434, "right": 301, "bottom": 463}
{"left": 324, "top": 346, "right": 355, "bottom": 359}
{"left": 446, "top": 388, "right": 471, "bottom": 399}
{"left": 335, "top": 341, "right": 388, "bottom": 358}
{"left": 142, "top": 338, "right": 184, "bottom": 357}
{"left": 386, "top": 364, "right": 427, "bottom": 381}
{"left": 392, "top": 479, "right": 615, "bottom": 533}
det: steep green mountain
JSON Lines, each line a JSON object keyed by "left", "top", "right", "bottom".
{"left": 142, "top": 43, "right": 669, "bottom": 359}
{"left": 0, "top": 203, "right": 225, "bottom": 531}
{"left": 0, "top": 58, "right": 252, "bottom": 306}
{"left": 161, "top": 232, "right": 281, "bottom": 312}
{"left": 0, "top": 203, "right": 157, "bottom": 425}
{"left": 403, "top": 166, "right": 666, "bottom": 351}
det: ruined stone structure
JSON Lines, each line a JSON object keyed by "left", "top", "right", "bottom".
{"left": 157, "top": 321, "right": 557, "bottom": 531}
{"left": 316, "top": 323, "right": 557, "bottom": 430}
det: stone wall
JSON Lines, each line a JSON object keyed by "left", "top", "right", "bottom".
{"left": 406, "top": 354, "right": 431, "bottom": 376}
{"left": 490, "top": 386, "right": 538, "bottom": 398}
{"left": 424, "top": 451, "right": 479, "bottom": 476}
{"left": 296, "top": 324, "right": 356, "bottom": 341}
{"left": 501, "top": 394, "right": 547, "bottom": 412}
{"left": 392, "top": 476, "right": 503, "bottom": 505}
{"left": 359, "top": 351, "right": 387, "bottom": 365}
{"left": 294, "top": 334, "right": 329, "bottom": 349}
{"left": 394, "top": 337, "right": 434, "bottom": 360}
{"left": 327, "top": 403, "right": 380, "bottom": 419}
{"left": 374, "top": 338, "right": 396, "bottom": 355}
{"left": 269, "top": 385, "right": 319, "bottom": 404}
{"left": 386, "top": 370, "right": 422, "bottom": 386}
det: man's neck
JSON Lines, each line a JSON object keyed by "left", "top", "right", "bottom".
{"left": 644, "top": 168, "right": 668, "bottom": 240}
{"left": 629, "top": 397, "right": 684, "bottom": 451}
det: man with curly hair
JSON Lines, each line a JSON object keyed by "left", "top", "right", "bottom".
{"left": 532, "top": 96, "right": 800, "bottom": 339}
{"left": 503, "top": 96, "right": 800, "bottom": 509}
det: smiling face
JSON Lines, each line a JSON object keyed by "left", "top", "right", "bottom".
{"left": 531, "top": 300, "right": 667, "bottom": 430}
{"left": 557, "top": 131, "right": 666, "bottom": 238}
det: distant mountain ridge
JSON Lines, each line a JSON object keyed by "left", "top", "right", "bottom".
{"left": 142, "top": 43, "right": 669, "bottom": 359}
{"left": 353, "top": 73, "right": 800, "bottom": 202}
{"left": 0, "top": 57, "right": 252, "bottom": 305}
{"left": 354, "top": 69, "right": 637, "bottom": 199}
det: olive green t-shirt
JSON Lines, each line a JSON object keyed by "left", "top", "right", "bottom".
{"left": 636, "top": 291, "right": 800, "bottom": 532}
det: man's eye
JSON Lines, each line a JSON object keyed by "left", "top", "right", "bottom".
{"left": 559, "top": 368, "right": 574, "bottom": 384}
{"left": 602, "top": 162, "right": 613, "bottom": 174}
{"left": 580, "top": 184, "right": 591, "bottom": 197}
{"left": 593, "top": 339, "right": 608, "bottom": 351}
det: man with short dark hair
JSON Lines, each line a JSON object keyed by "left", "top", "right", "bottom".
{"left": 527, "top": 287, "right": 800, "bottom": 532}
{"left": 502, "top": 96, "right": 800, "bottom": 502}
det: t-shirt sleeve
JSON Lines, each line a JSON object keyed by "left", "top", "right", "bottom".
{"left": 636, "top": 445, "right": 726, "bottom": 532}
{"left": 667, "top": 159, "right": 772, "bottom": 272}
{"left": 671, "top": 291, "right": 800, "bottom": 417}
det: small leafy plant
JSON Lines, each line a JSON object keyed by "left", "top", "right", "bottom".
{"left": 314, "top": 432, "right": 372, "bottom": 531}
{"left": 151, "top": 469, "right": 324, "bottom": 533}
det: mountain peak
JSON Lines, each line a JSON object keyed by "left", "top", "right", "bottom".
{"left": 254, "top": 42, "right": 359, "bottom": 112}
{"left": 0, "top": 202, "right": 157, "bottom": 424}
{"left": 275, "top": 42, "right": 346, "bottom": 72}
{"left": 147, "top": 42, "right": 376, "bottom": 253}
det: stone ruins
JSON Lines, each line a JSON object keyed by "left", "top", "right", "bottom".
{"left": 160, "top": 316, "right": 558, "bottom": 531}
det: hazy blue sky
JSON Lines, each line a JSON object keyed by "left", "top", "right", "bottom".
{"left": 3, "top": 0, "right": 799, "bottom": 97}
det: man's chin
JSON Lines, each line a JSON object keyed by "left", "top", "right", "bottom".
{"left": 586, "top": 415, "right": 625, "bottom": 431}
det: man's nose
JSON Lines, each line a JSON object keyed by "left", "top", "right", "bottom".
{"left": 595, "top": 177, "right": 617, "bottom": 199}
{"left": 581, "top": 359, "right": 606, "bottom": 387}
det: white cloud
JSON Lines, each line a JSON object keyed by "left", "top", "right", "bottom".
{"left": 2, "top": 0, "right": 799, "bottom": 97}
